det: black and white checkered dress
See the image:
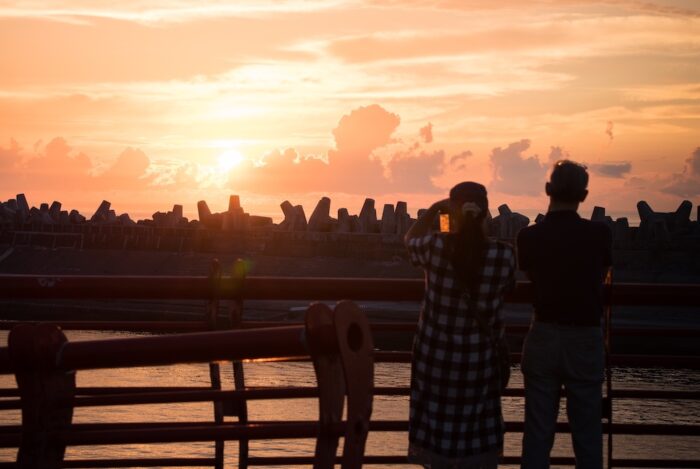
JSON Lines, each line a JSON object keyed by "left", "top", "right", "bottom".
{"left": 407, "top": 234, "right": 515, "bottom": 464}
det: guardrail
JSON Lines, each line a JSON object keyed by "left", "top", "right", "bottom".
{"left": 0, "top": 267, "right": 699, "bottom": 468}
{"left": 0, "top": 301, "right": 374, "bottom": 469}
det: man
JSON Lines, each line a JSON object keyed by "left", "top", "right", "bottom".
{"left": 517, "top": 160, "right": 612, "bottom": 469}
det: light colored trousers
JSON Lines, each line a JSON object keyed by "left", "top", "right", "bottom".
{"left": 521, "top": 321, "right": 604, "bottom": 469}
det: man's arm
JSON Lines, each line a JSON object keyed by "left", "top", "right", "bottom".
{"left": 404, "top": 199, "right": 448, "bottom": 244}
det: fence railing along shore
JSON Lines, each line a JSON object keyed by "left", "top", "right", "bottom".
{"left": 0, "top": 268, "right": 698, "bottom": 468}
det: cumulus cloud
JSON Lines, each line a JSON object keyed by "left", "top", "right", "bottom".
{"left": 0, "top": 137, "right": 154, "bottom": 195}
{"left": 590, "top": 162, "right": 632, "bottom": 178}
{"left": 95, "top": 147, "right": 155, "bottom": 189}
{"left": 661, "top": 147, "right": 700, "bottom": 197}
{"left": 228, "top": 148, "right": 329, "bottom": 193}
{"left": 489, "top": 139, "right": 548, "bottom": 196}
{"left": 548, "top": 146, "right": 570, "bottom": 163}
{"left": 0, "top": 139, "right": 22, "bottom": 169}
{"left": 228, "top": 104, "right": 445, "bottom": 195}
{"left": 387, "top": 149, "right": 444, "bottom": 193}
{"left": 420, "top": 123, "right": 433, "bottom": 143}
{"left": 22, "top": 137, "right": 92, "bottom": 189}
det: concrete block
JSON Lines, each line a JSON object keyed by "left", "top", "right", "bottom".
{"left": 308, "top": 197, "right": 332, "bottom": 232}
{"left": 16, "top": 194, "right": 30, "bottom": 218}
{"left": 49, "top": 201, "right": 61, "bottom": 221}
{"left": 91, "top": 200, "right": 111, "bottom": 223}
{"left": 381, "top": 204, "right": 396, "bottom": 234}
{"left": 359, "top": 198, "right": 378, "bottom": 233}
{"left": 172, "top": 204, "right": 183, "bottom": 221}
{"left": 228, "top": 195, "right": 241, "bottom": 212}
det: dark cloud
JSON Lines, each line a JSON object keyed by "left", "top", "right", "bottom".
{"left": 420, "top": 123, "right": 433, "bottom": 143}
{"left": 661, "top": 147, "right": 700, "bottom": 197}
{"left": 590, "top": 162, "right": 632, "bottom": 178}
{"left": 448, "top": 150, "right": 472, "bottom": 171}
{"left": 605, "top": 121, "right": 614, "bottom": 142}
{"left": 489, "top": 139, "right": 547, "bottom": 196}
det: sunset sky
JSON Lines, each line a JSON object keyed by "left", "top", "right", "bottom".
{"left": 1, "top": 0, "right": 699, "bottom": 222}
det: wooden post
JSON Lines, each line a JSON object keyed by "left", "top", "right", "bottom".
{"left": 207, "top": 259, "right": 225, "bottom": 469}
{"left": 306, "top": 303, "right": 344, "bottom": 469}
{"left": 9, "top": 323, "right": 75, "bottom": 469}
{"left": 228, "top": 259, "right": 249, "bottom": 469}
{"left": 334, "top": 301, "right": 374, "bottom": 469}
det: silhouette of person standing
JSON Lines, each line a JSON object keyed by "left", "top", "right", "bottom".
{"left": 517, "top": 161, "right": 612, "bottom": 469}
{"left": 405, "top": 182, "right": 515, "bottom": 469}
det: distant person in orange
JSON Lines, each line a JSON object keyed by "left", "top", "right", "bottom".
{"left": 405, "top": 182, "right": 515, "bottom": 469}
{"left": 517, "top": 161, "right": 612, "bottom": 469}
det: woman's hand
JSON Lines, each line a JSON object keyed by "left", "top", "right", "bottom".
{"left": 405, "top": 198, "right": 449, "bottom": 243}
{"left": 431, "top": 199, "right": 450, "bottom": 213}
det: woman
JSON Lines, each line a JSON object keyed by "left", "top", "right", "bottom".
{"left": 405, "top": 182, "right": 515, "bottom": 469}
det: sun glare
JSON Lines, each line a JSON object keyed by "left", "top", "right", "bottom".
{"left": 217, "top": 149, "right": 244, "bottom": 172}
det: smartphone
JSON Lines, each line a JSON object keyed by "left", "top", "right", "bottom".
{"left": 439, "top": 213, "right": 450, "bottom": 233}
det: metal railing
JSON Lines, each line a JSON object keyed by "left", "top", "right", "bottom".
{"left": 0, "top": 267, "right": 699, "bottom": 468}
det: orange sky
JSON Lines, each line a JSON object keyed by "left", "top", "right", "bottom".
{"left": 1, "top": 0, "right": 699, "bottom": 222}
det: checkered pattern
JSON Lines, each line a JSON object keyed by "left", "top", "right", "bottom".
{"left": 407, "top": 233, "right": 515, "bottom": 458}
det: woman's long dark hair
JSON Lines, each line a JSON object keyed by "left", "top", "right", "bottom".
{"left": 448, "top": 182, "right": 489, "bottom": 293}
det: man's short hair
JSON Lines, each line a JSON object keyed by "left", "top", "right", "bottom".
{"left": 547, "top": 160, "right": 588, "bottom": 203}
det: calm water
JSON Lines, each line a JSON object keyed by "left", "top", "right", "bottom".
{"left": 0, "top": 330, "right": 698, "bottom": 468}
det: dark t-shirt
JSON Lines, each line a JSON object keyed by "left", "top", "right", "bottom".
{"left": 517, "top": 210, "right": 613, "bottom": 326}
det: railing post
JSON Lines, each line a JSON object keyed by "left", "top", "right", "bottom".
{"left": 229, "top": 259, "right": 249, "bottom": 469}
{"left": 334, "top": 301, "right": 374, "bottom": 469}
{"left": 604, "top": 268, "right": 614, "bottom": 469}
{"left": 207, "top": 259, "right": 225, "bottom": 469}
{"left": 306, "top": 303, "right": 345, "bottom": 469}
{"left": 8, "top": 323, "right": 75, "bottom": 469}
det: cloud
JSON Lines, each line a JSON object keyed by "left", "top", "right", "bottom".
{"left": 420, "top": 123, "right": 433, "bottom": 143}
{"left": 448, "top": 150, "right": 472, "bottom": 171}
{"left": 327, "top": 27, "right": 571, "bottom": 63}
{"left": 331, "top": 104, "right": 400, "bottom": 157}
{"left": 0, "top": 2, "right": 340, "bottom": 23}
{"left": 605, "top": 121, "right": 614, "bottom": 142}
{"left": 229, "top": 105, "right": 400, "bottom": 195}
{"left": 590, "top": 162, "right": 632, "bottom": 178}
{"left": 228, "top": 148, "right": 329, "bottom": 193}
{"left": 0, "top": 137, "right": 155, "bottom": 195}
{"left": 661, "top": 147, "right": 700, "bottom": 197}
{"left": 227, "top": 104, "right": 447, "bottom": 195}
{"left": 95, "top": 147, "right": 155, "bottom": 189}
{"left": 323, "top": 104, "right": 401, "bottom": 192}
{"left": 387, "top": 149, "right": 444, "bottom": 193}
{"left": 548, "top": 146, "right": 570, "bottom": 163}
{"left": 0, "top": 139, "right": 22, "bottom": 169}
{"left": 22, "top": 137, "right": 92, "bottom": 189}
{"left": 489, "top": 139, "right": 548, "bottom": 196}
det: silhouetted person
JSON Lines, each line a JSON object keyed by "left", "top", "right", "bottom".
{"left": 517, "top": 161, "right": 612, "bottom": 469}
{"left": 405, "top": 182, "right": 515, "bottom": 469}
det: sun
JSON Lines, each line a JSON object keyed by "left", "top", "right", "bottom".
{"left": 217, "top": 149, "right": 245, "bottom": 172}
